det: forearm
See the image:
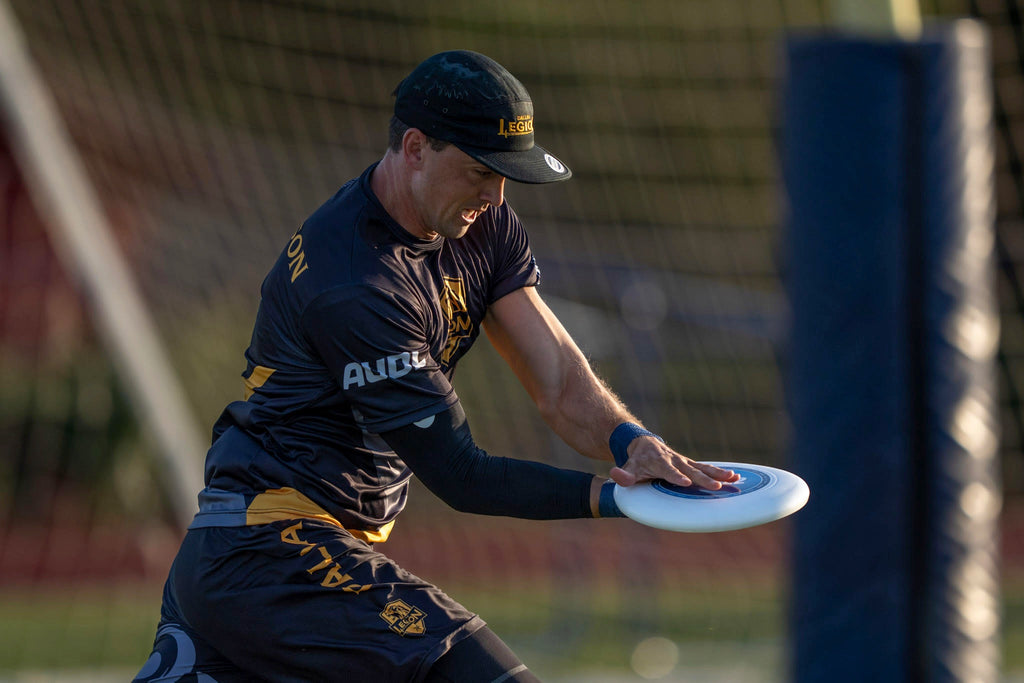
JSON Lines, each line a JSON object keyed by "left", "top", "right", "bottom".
{"left": 534, "top": 352, "right": 639, "bottom": 462}
{"left": 482, "top": 287, "right": 737, "bottom": 491}
{"left": 482, "top": 291, "right": 637, "bottom": 462}
{"left": 525, "top": 337, "right": 735, "bottom": 492}
{"left": 438, "top": 447, "right": 594, "bottom": 519}
{"left": 381, "top": 402, "right": 597, "bottom": 519}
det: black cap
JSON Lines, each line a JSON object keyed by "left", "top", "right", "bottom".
{"left": 393, "top": 51, "right": 571, "bottom": 184}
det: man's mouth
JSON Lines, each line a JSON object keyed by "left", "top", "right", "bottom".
{"left": 461, "top": 207, "right": 487, "bottom": 223}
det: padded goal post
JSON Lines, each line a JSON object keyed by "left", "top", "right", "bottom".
{"left": 781, "top": 19, "right": 1001, "bottom": 682}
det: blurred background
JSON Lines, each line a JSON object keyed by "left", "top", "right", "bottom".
{"left": 0, "top": 0, "right": 1021, "bottom": 681}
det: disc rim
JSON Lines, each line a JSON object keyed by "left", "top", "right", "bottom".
{"left": 613, "top": 461, "right": 809, "bottom": 533}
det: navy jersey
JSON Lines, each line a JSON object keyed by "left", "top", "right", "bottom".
{"left": 192, "top": 163, "right": 540, "bottom": 540}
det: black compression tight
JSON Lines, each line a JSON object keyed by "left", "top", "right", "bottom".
{"left": 423, "top": 626, "right": 541, "bottom": 683}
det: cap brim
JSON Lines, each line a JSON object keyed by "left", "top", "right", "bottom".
{"left": 456, "top": 143, "right": 572, "bottom": 184}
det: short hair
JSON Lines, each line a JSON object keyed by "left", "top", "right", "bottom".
{"left": 388, "top": 116, "right": 449, "bottom": 153}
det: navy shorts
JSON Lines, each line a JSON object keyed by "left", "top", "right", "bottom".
{"left": 133, "top": 520, "right": 485, "bottom": 683}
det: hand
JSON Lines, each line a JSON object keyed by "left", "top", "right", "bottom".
{"left": 609, "top": 436, "right": 739, "bottom": 490}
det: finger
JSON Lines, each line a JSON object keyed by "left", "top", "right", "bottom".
{"left": 609, "top": 466, "right": 637, "bottom": 487}
{"left": 694, "top": 462, "right": 740, "bottom": 482}
{"left": 613, "top": 463, "right": 695, "bottom": 488}
{"left": 637, "top": 457, "right": 693, "bottom": 487}
{"left": 684, "top": 467, "right": 724, "bottom": 489}
{"left": 625, "top": 448, "right": 700, "bottom": 487}
{"left": 658, "top": 466, "right": 693, "bottom": 488}
{"left": 643, "top": 446, "right": 726, "bottom": 488}
{"left": 681, "top": 462, "right": 744, "bottom": 491}
{"left": 671, "top": 460, "right": 734, "bottom": 490}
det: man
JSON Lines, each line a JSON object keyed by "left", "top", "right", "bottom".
{"left": 134, "top": 50, "right": 738, "bottom": 683}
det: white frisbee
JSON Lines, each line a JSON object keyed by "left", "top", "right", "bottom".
{"left": 613, "top": 461, "right": 810, "bottom": 533}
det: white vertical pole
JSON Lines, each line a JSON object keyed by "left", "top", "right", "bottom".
{"left": 0, "top": 0, "right": 205, "bottom": 529}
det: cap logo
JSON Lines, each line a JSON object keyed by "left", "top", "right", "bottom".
{"left": 544, "top": 153, "right": 566, "bottom": 174}
{"left": 497, "top": 114, "right": 534, "bottom": 138}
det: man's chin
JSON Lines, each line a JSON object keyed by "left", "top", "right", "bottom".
{"left": 442, "top": 219, "right": 473, "bottom": 240}
{"left": 432, "top": 222, "right": 471, "bottom": 240}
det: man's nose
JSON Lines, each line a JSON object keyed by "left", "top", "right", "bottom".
{"left": 481, "top": 175, "right": 505, "bottom": 207}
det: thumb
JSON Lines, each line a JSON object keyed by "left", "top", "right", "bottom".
{"left": 609, "top": 466, "right": 637, "bottom": 487}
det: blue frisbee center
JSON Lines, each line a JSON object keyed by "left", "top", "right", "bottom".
{"left": 652, "top": 467, "right": 770, "bottom": 499}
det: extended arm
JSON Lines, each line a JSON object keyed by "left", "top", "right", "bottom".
{"left": 380, "top": 401, "right": 610, "bottom": 517}
{"left": 484, "top": 286, "right": 738, "bottom": 489}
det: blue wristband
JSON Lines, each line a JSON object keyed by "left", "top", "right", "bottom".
{"left": 609, "top": 422, "right": 663, "bottom": 468}
{"left": 598, "top": 480, "right": 625, "bottom": 518}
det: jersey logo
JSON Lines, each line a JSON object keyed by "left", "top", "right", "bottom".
{"left": 342, "top": 351, "right": 427, "bottom": 390}
{"left": 287, "top": 226, "right": 309, "bottom": 283}
{"left": 380, "top": 599, "right": 427, "bottom": 637}
{"left": 439, "top": 276, "right": 473, "bottom": 366}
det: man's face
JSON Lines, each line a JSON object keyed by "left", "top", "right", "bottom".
{"left": 408, "top": 143, "right": 506, "bottom": 240}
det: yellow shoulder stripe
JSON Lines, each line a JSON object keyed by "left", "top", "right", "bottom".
{"left": 243, "top": 365, "right": 276, "bottom": 400}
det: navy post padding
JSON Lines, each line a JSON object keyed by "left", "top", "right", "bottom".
{"left": 782, "top": 22, "right": 1000, "bottom": 683}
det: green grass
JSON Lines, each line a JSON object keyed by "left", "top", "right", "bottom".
{"left": 449, "top": 580, "right": 785, "bottom": 676}
{"left": 0, "top": 579, "right": 784, "bottom": 676}
{"left": 1, "top": 578, "right": 1022, "bottom": 678}
{"left": 0, "top": 584, "right": 161, "bottom": 674}
{"left": 1006, "top": 577, "right": 1024, "bottom": 672}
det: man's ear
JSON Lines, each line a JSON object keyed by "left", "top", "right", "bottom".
{"left": 402, "top": 128, "right": 427, "bottom": 169}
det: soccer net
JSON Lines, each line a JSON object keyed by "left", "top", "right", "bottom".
{"left": 0, "top": 0, "right": 1018, "bottom": 680}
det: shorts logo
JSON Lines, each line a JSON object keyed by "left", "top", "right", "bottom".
{"left": 380, "top": 599, "right": 427, "bottom": 637}
{"left": 280, "top": 523, "right": 372, "bottom": 593}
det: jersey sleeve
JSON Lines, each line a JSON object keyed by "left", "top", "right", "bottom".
{"left": 486, "top": 203, "right": 541, "bottom": 304}
{"left": 301, "top": 283, "right": 457, "bottom": 432}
